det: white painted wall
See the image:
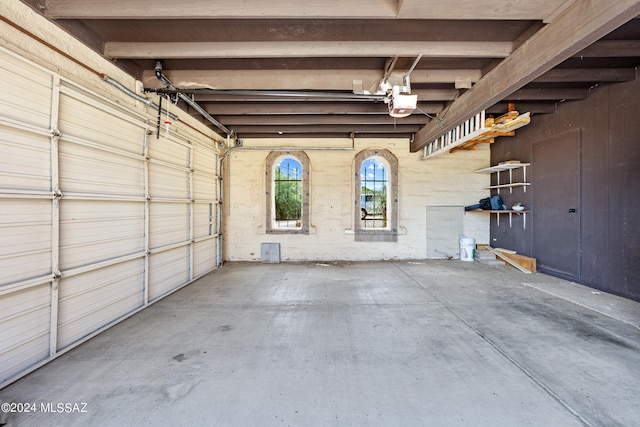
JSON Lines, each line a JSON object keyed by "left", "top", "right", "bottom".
{"left": 224, "top": 138, "right": 490, "bottom": 261}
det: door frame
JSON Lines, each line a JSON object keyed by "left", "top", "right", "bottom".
{"left": 530, "top": 128, "right": 582, "bottom": 281}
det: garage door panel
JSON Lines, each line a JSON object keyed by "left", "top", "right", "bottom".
{"left": 149, "top": 203, "right": 190, "bottom": 248}
{"left": 193, "top": 173, "right": 216, "bottom": 201}
{"left": 0, "top": 199, "right": 52, "bottom": 286}
{"left": 193, "top": 239, "right": 216, "bottom": 277}
{"left": 148, "top": 136, "right": 190, "bottom": 168}
{"left": 59, "top": 141, "right": 144, "bottom": 197}
{"left": 149, "top": 163, "right": 190, "bottom": 199}
{"left": 0, "top": 200, "right": 52, "bottom": 256}
{"left": 59, "top": 200, "right": 144, "bottom": 270}
{"left": 0, "top": 222, "right": 51, "bottom": 253}
{"left": 192, "top": 144, "right": 217, "bottom": 173}
{"left": 58, "top": 92, "right": 146, "bottom": 156}
{"left": 57, "top": 259, "right": 144, "bottom": 350}
{"left": 0, "top": 223, "right": 51, "bottom": 281}
{"left": 0, "top": 127, "right": 51, "bottom": 192}
{"left": 0, "top": 335, "right": 50, "bottom": 387}
{"left": 1, "top": 252, "right": 51, "bottom": 288}
{"left": 193, "top": 203, "right": 214, "bottom": 239}
{"left": 0, "top": 48, "right": 222, "bottom": 387}
{"left": 0, "top": 51, "right": 53, "bottom": 129}
{"left": 0, "top": 284, "right": 51, "bottom": 384}
{"left": 60, "top": 199, "right": 143, "bottom": 223}
{"left": 148, "top": 247, "right": 190, "bottom": 301}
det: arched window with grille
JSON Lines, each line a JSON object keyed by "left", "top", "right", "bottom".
{"left": 354, "top": 149, "right": 398, "bottom": 242}
{"left": 265, "top": 151, "right": 310, "bottom": 234}
{"left": 360, "top": 157, "right": 389, "bottom": 228}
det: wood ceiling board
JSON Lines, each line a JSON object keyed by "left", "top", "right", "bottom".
{"left": 73, "top": 19, "right": 537, "bottom": 43}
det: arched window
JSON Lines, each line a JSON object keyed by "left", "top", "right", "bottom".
{"left": 360, "top": 157, "right": 389, "bottom": 228}
{"left": 274, "top": 157, "right": 302, "bottom": 229}
{"left": 265, "top": 151, "right": 309, "bottom": 234}
{"left": 354, "top": 149, "right": 398, "bottom": 242}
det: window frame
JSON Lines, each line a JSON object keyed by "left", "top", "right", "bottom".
{"left": 265, "top": 150, "right": 310, "bottom": 234}
{"left": 354, "top": 149, "right": 398, "bottom": 242}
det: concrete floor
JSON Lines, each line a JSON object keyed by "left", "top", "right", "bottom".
{"left": 1, "top": 261, "right": 640, "bottom": 427}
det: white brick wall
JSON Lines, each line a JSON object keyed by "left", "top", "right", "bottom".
{"left": 224, "top": 138, "right": 490, "bottom": 261}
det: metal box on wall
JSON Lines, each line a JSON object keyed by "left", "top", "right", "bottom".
{"left": 261, "top": 243, "right": 281, "bottom": 263}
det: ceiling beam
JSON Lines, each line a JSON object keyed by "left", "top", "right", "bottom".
{"left": 398, "top": 0, "right": 567, "bottom": 20}
{"left": 534, "top": 68, "right": 637, "bottom": 82}
{"left": 237, "top": 133, "right": 414, "bottom": 139}
{"left": 487, "top": 102, "right": 558, "bottom": 114}
{"left": 142, "top": 69, "right": 481, "bottom": 91}
{"left": 576, "top": 40, "right": 640, "bottom": 57}
{"left": 505, "top": 88, "right": 589, "bottom": 100}
{"left": 191, "top": 89, "right": 458, "bottom": 103}
{"left": 201, "top": 102, "right": 444, "bottom": 115}
{"left": 211, "top": 115, "right": 430, "bottom": 125}
{"left": 43, "top": 0, "right": 564, "bottom": 20}
{"left": 105, "top": 41, "right": 513, "bottom": 59}
{"left": 230, "top": 124, "right": 422, "bottom": 134}
{"left": 411, "top": 0, "right": 640, "bottom": 152}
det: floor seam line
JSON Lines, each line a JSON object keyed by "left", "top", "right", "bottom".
{"left": 391, "top": 262, "right": 595, "bottom": 427}
{"left": 521, "top": 282, "right": 640, "bottom": 331}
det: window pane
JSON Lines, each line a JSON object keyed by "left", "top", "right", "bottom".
{"left": 274, "top": 158, "right": 302, "bottom": 229}
{"left": 361, "top": 158, "right": 387, "bottom": 228}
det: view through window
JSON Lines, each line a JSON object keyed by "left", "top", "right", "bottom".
{"left": 274, "top": 157, "right": 302, "bottom": 229}
{"left": 361, "top": 158, "right": 388, "bottom": 228}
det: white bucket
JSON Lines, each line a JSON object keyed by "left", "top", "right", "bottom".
{"left": 459, "top": 236, "right": 476, "bottom": 261}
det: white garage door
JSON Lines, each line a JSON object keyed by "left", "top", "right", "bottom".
{"left": 0, "top": 47, "right": 221, "bottom": 387}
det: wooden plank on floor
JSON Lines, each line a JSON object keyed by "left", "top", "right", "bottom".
{"left": 487, "top": 247, "right": 535, "bottom": 273}
{"left": 500, "top": 252, "right": 537, "bottom": 273}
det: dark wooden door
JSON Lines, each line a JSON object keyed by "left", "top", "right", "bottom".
{"left": 532, "top": 130, "right": 581, "bottom": 281}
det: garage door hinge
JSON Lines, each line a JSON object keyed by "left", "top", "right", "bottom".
{"left": 50, "top": 128, "right": 61, "bottom": 139}
{"left": 53, "top": 188, "right": 63, "bottom": 199}
{"left": 52, "top": 270, "right": 62, "bottom": 280}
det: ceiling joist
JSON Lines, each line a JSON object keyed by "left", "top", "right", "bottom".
{"left": 142, "top": 69, "right": 483, "bottom": 91}
{"left": 105, "top": 41, "right": 514, "bottom": 59}
{"left": 201, "top": 103, "right": 445, "bottom": 116}
{"left": 43, "top": 0, "right": 568, "bottom": 20}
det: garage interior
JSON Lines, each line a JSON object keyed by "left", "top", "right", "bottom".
{"left": 1, "top": 0, "right": 640, "bottom": 425}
